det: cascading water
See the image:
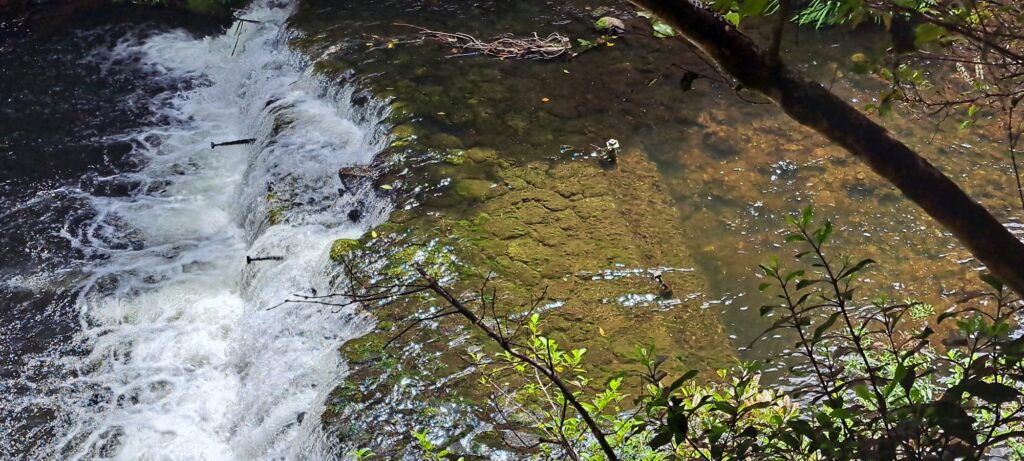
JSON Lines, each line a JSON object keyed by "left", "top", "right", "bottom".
{"left": 2, "top": 2, "right": 388, "bottom": 459}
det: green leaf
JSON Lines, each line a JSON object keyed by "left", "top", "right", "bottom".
{"left": 815, "top": 220, "right": 833, "bottom": 245}
{"left": 853, "top": 384, "right": 873, "bottom": 403}
{"left": 801, "top": 206, "right": 814, "bottom": 227}
{"left": 785, "top": 233, "right": 807, "bottom": 243}
{"left": 930, "top": 401, "right": 977, "bottom": 442}
{"left": 979, "top": 272, "right": 1004, "bottom": 294}
{"left": 651, "top": 19, "right": 678, "bottom": 38}
{"left": 668, "top": 370, "right": 699, "bottom": 391}
{"left": 899, "top": 364, "right": 917, "bottom": 396}
{"left": 796, "top": 279, "right": 823, "bottom": 290}
{"left": 839, "top": 258, "right": 875, "bottom": 280}
{"left": 961, "top": 380, "right": 1021, "bottom": 404}
{"left": 666, "top": 410, "right": 689, "bottom": 436}
{"left": 575, "top": 38, "right": 596, "bottom": 51}
{"left": 738, "top": 0, "right": 769, "bottom": 16}
{"left": 724, "top": 11, "right": 741, "bottom": 26}
{"left": 649, "top": 431, "right": 673, "bottom": 449}
{"left": 813, "top": 311, "right": 842, "bottom": 340}
{"left": 878, "top": 91, "right": 894, "bottom": 117}
{"left": 788, "top": 419, "right": 814, "bottom": 438}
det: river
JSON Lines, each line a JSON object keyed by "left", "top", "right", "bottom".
{"left": 3, "top": 0, "right": 1024, "bottom": 459}
{"left": 2, "top": 1, "right": 387, "bottom": 458}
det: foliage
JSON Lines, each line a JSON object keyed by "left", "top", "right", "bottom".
{"left": 323, "top": 206, "right": 1024, "bottom": 460}
{"left": 349, "top": 448, "right": 374, "bottom": 461}
{"left": 466, "top": 208, "right": 1024, "bottom": 460}
{"left": 470, "top": 313, "right": 665, "bottom": 460}
{"left": 793, "top": 0, "right": 851, "bottom": 27}
{"left": 412, "top": 429, "right": 464, "bottom": 461}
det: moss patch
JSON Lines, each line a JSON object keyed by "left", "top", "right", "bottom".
{"left": 320, "top": 148, "right": 734, "bottom": 458}
{"left": 329, "top": 239, "right": 362, "bottom": 263}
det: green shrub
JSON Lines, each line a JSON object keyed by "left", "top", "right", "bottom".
{"left": 467, "top": 208, "right": 1024, "bottom": 460}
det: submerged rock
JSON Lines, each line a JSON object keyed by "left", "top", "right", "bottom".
{"left": 452, "top": 179, "right": 493, "bottom": 201}
{"left": 320, "top": 149, "right": 735, "bottom": 458}
{"left": 594, "top": 16, "right": 625, "bottom": 32}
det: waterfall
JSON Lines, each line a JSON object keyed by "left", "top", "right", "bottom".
{"left": 4, "top": 2, "right": 388, "bottom": 459}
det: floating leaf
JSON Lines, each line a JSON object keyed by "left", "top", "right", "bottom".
{"left": 651, "top": 19, "right": 678, "bottom": 38}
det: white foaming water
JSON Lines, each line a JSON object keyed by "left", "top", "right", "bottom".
{"left": 22, "top": 2, "right": 387, "bottom": 459}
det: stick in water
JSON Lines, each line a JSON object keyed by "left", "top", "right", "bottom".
{"left": 211, "top": 138, "right": 257, "bottom": 149}
{"left": 246, "top": 255, "right": 284, "bottom": 264}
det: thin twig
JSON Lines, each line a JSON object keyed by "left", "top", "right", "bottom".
{"left": 395, "top": 23, "right": 571, "bottom": 60}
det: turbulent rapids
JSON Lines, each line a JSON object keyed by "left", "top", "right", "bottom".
{"left": 1, "top": 2, "right": 390, "bottom": 458}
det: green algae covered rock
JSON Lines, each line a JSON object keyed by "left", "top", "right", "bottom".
{"left": 443, "top": 149, "right": 466, "bottom": 166}
{"left": 453, "top": 179, "right": 493, "bottom": 201}
{"left": 465, "top": 147, "right": 497, "bottom": 164}
{"left": 428, "top": 132, "right": 464, "bottom": 150}
{"left": 329, "top": 239, "right": 362, "bottom": 263}
{"left": 595, "top": 16, "right": 625, "bottom": 32}
{"left": 316, "top": 150, "right": 737, "bottom": 459}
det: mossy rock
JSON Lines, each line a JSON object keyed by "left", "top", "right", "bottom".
{"left": 268, "top": 207, "right": 286, "bottom": 225}
{"left": 594, "top": 16, "right": 625, "bottom": 32}
{"left": 428, "top": 132, "right": 464, "bottom": 149}
{"left": 453, "top": 179, "right": 494, "bottom": 201}
{"left": 391, "top": 124, "right": 417, "bottom": 140}
{"left": 329, "top": 239, "right": 362, "bottom": 263}
{"left": 388, "top": 101, "right": 413, "bottom": 122}
{"left": 466, "top": 147, "right": 498, "bottom": 163}
{"left": 443, "top": 149, "right": 466, "bottom": 166}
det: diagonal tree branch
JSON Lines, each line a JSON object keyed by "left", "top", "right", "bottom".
{"left": 413, "top": 267, "right": 620, "bottom": 461}
{"left": 631, "top": 0, "right": 1024, "bottom": 297}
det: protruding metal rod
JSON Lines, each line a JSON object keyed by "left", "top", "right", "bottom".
{"left": 211, "top": 138, "right": 257, "bottom": 149}
{"left": 246, "top": 255, "right": 284, "bottom": 264}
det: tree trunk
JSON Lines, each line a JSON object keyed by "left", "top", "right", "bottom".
{"left": 631, "top": 0, "right": 1024, "bottom": 297}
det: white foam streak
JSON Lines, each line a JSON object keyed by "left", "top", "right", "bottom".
{"left": 27, "top": 2, "right": 385, "bottom": 459}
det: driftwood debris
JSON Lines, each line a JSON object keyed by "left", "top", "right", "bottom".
{"left": 396, "top": 23, "right": 570, "bottom": 59}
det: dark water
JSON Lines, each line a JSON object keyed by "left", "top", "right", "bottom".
{"left": 0, "top": 7, "right": 227, "bottom": 455}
